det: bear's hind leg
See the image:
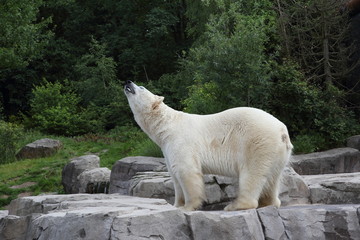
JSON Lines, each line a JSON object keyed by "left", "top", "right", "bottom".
{"left": 259, "top": 175, "right": 282, "bottom": 208}
{"left": 259, "top": 194, "right": 281, "bottom": 208}
{"left": 224, "top": 170, "right": 265, "bottom": 211}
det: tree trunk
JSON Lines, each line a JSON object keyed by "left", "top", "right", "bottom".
{"left": 322, "top": 10, "right": 332, "bottom": 88}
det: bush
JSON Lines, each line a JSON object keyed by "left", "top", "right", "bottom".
{"left": 181, "top": 2, "right": 274, "bottom": 114}
{"left": 0, "top": 121, "right": 23, "bottom": 164}
{"left": 292, "top": 133, "right": 327, "bottom": 154}
{"left": 29, "top": 80, "right": 98, "bottom": 136}
{"left": 270, "top": 62, "right": 360, "bottom": 152}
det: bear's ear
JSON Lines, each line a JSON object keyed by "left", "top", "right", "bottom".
{"left": 152, "top": 96, "right": 164, "bottom": 110}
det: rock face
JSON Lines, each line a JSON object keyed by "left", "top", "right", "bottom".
{"left": 258, "top": 205, "right": 360, "bottom": 240}
{"left": 128, "top": 172, "right": 240, "bottom": 210}
{"left": 347, "top": 135, "right": 360, "bottom": 150}
{"left": 292, "top": 148, "right": 360, "bottom": 175}
{"left": 109, "top": 156, "right": 167, "bottom": 194}
{"left": 0, "top": 210, "right": 8, "bottom": 219}
{"left": 16, "top": 138, "right": 62, "bottom": 159}
{"left": 110, "top": 157, "right": 310, "bottom": 209}
{"left": 304, "top": 172, "right": 360, "bottom": 204}
{"left": 279, "top": 167, "right": 311, "bottom": 206}
{"left": 78, "top": 167, "right": 111, "bottom": 193}
{"left": 61, "top": 155, "right": 101, "bottom": 194}
{"left": 186, "top": 209, "right": 265, "bottom": 240}
{"left": 1, "top": 194, "right": 360, "bottom": 240}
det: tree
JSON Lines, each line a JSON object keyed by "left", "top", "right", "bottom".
{"left": 273, "top": 0, "right": 360, "bottom": 151}
{"left": 59, "top": 0, "right": 189, "bottom": 82}
{"left": 74, "top": 38, "right": 130, "bottom": 129}
{"left": 182, "top": 1, "right": 275, "bottom": 113}
{"left": 0, "top": 0, "right": 52, "bottom": 118}
{"left": 0, "top": 0, "right": 51, "bottom": 69}
{"left": 275, "top": 0, "right": 356, "bottom": 89}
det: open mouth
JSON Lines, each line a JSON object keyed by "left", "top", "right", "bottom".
{"left": 124, "top": 81, "right": 135, "bottom": 94}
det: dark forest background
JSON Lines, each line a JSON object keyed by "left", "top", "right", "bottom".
{"left": 1, "top": 0, "right": 360, "bottom": 154}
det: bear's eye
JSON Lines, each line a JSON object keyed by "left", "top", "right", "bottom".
{"left": 139, "top": 86, "right": 145, "bottom": 90}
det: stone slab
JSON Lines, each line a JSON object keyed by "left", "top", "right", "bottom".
{"left": 3, "top": 194, "right": 360, "bottom": 240}
{"left": 303, "top": 172, "right": 360, "bottom": 204}
{"left": 292, "top": 148, "right": 360, "bottom": 175}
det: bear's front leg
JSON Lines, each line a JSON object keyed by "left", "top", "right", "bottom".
{"left": 176, "top": 170, "right": 205, "bottom": 211}
{"left": 172, "top": 175, "right": 185, "bottom": 207}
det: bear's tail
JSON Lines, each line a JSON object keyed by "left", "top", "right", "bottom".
{"left": 281, "top": 129, "right": 293, "bottom": 160}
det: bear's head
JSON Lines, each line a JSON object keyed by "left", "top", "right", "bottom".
{"left": 124, "top": 80, "right": 164, "bottom": 115}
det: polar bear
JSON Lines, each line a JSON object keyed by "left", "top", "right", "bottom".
{"left": 124, "top": 80, "right": 293, "bottom": 211}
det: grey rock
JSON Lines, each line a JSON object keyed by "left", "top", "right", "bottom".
{"left": 292, "top": 148, "right": 360, "bottom": 175}
{"left": 185, "top": 209, "right": 265, "bottom": 240}
{"left": 3, "top": 194, "right": 360, "bottom": 240}
{"left": 8, "top": 194, "right": 172, "bottom": 216}
{"left": 130, "top": 171, "right": 175, "bottom": 204}
{"left": 0, "top": 215, "right": 30, "bottom": 240}
{"left": 111, "top": 158, "right": 311, "bottom": 209}
{"left": 61, "top": 155, "right": 100, "bottom": 194}
{"left": 303, "top": 172, "right": 360, "bottom": 204}
{"left": 78, "top": 167, "right": 111, "bottom": 193}
{"left": 111, "top": 209, "right": 191, "bottom": 240}
{"left": 278, "top": 205, "right": 360, "bottom": 239}
{"left": 16, "top": 138, "right": 62, "bottom": 159}
{"left": 257, "top": 206, "right": 287, "bottom": 240}
{"left": 109, "top": 156, "right": 167, "bottom": 194}
{"left": 347, "top": 135, "right": 360, "bottom": 150}
{"left": 129, "top": 172, "right": 233, "bottom": 210}
{"left": 27, "top": 208, "right": 118, "bottom": 240}
{"left": 128, "top": 169, "right": 306, "bottom": 210}
{"left": 6, "top": 194, "right": 182, "bottom": 240}
{"left": 279, "top": 167, "right": 311, "bottom": 206}
{"left": 0, "top": 210, "right": 8, "bottom": 219}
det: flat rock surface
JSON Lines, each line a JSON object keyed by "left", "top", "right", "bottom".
{"left": 292, "top": 148, "right": 360, "bottom": 175}
{"left": 1, "top": 194, "right": 360, "bottom": 240}
{"left": 0, "top": 210, "right": 8, "bottom": 218}
{"left": 303, "top": 172, "right": 360, "bottom": 204}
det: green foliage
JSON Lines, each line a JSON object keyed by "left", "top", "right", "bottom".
{"left": 0, "top": 100, "right": 3, "bottom": 120}
{"left": 0, "top": 121, "right": 23, "bottom": 164}
{"left": 73, "top": 38, "right": 130, "bottom": 129}
{"left": 74, "top": 38, "right": 118, "bottom": 106}
{"left": 29, "top": 80, "right": 96, "bottom": 136}
{"left": 154, "top": 70, "right": 192, "bottom": 110}
{"left": 0, "top": 0, "right": 51, "bottom": 69}
{"left": 183, "top": 1, "right": 274, "bottom": 113}
{"left": 0, "top": 0, "right": 359, "bottom": 155}
{"left": 183, "top": 81, "right": 223, "bottom": 114}
{"left": 270, "top": 61, "right": 359, "bottom": 152}
{"left": 292, "top": 133, "right": 327, "bottom": 154}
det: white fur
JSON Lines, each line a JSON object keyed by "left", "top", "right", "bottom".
{"left": 125, "top": 82, "right": 293, "bottom": 211}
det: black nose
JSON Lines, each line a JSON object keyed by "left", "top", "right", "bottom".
{"left": 126, "top": 80, "right": 132, "bottom": 85}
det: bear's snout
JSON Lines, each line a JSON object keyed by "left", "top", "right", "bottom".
{"left": 124, "top": 80, "right": 135, "bottom": 94}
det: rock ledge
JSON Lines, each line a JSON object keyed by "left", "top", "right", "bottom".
{"left": 1, "top": 194, "right": 359, "bottom": 240}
